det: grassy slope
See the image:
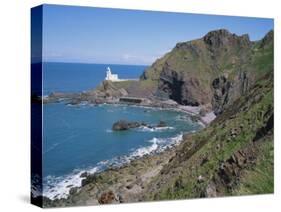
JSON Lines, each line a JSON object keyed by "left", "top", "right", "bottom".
{"left": 144, "top": 71, "right": 273, "bottom": 200}
{"left": 141, "top": 30, "right": 273, "bottom": 100}
{"left": 112, "top": 80, "right": 158, "bottom": 98}
{"left": 95, "top": 30, "right": 274, "bottom": 200}
{"left": 233, "top": 135, "right": 274, "bottom": 195}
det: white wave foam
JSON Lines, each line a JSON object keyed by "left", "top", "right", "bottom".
{"left": 43, "top": 133, "right": 183, "bottom": 200}
{"left": 130, "top": 141, "right": 158, "bottom": 158}
{"left": 43, "top": 166, "right": 99, "bottom": 200}
{"left": 151, "top": 133, "right": 183, "bottom": 147}
{"left": 175, "top": 115, "right": 186, "bottom": 121}
{"left": 137, "top": 126, "right": 174, "bottom": 132}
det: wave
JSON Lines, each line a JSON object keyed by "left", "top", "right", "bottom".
{"left": 43, "top": 166, "right": 100, "bottom": 200}
{"left": 43, "top": 133, "right": 183, "bottom": 200}
{"left": 136, "top": 126, "right": 174, "bottom": 132}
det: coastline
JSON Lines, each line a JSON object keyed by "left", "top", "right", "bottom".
{"left": 42, "top": 130, "right": 184, "bottom": 201}
{"left": 43, "top": 92, "right": 216, "bottom": 127}
{"left": 40, "top": 79, "right": 217, "bottom": 206}
{"left": 43, "top": 133, "right": 183, "bottom": 207}
{"left": 41, "top": 100, "right": 215, "bottom": 206}
{"left": 40, "top": 72, "right": 274, "bottom": 207}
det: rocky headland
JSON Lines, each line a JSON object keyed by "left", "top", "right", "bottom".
{"left": 42, "top": 29, "right": 274, "bottom": 207}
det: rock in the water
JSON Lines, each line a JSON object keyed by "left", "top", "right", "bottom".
{"left": 112, "top": 120, "right": 143, "bottom": 131}
{"left": 80, "top": 172, "right": 89, "bottom": 178}
{"left": 112, "top": 120, "right": 169, "bottom": 131}
{"left": 156, "top": 121, "right": 167, "bottom": 128}
{"left": 81, "top": 174, "right": 99, "bottom": 186}
{"left": 112, "top": 120, "right": 130, "bottom": 131}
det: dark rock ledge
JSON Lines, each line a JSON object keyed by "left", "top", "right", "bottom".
{"left": 112, "top": 120, "right": 167, "bottom": 131}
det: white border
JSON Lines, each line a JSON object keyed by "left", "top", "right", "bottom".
{"left": 0, "top": 0, "right": 280, "bottom": 211}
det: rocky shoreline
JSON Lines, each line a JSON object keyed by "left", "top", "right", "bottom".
{"left": 41, "top": 88, "right": 213, "bottom": 207}
{"left": 43, "top": 88, "right": 216, "bottom": 128}
{"left": 42, "top": 132, "right": 188, "bottom": 207}
{"left": 41, "top": 76, "right": 273, "bottom": 207}
{"left": 41, "top": 90, "right": 214, "bottom": 206}
{"left": 39, "top": 77, "right": 217, "bottom": 206}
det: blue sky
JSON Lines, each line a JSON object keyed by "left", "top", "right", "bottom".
{"left": 42, "top": 4, "right": 273, "bottom": 65}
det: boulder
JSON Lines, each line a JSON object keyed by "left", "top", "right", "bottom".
{"left": 197, "top": 175, "right": 204, "bottom": 183}
{"left": 112, "top": 120, "right": 169, "bottom": 131}
{"left": 80, "top": 172, "right": 89, "bottom": 178}
{"left": 81, "top": 174, "right": 99, "bottom": 187}
{"left": 112, "top": 120, "right": 142, "bottom": 131}
{"left": 69, "top": 187, "right": 78, "bottom": 195}
{"left": 98, "top": 191, "right": 116, "bottom": 204}
{"left": 205, "top": 182, "right": 217, "bottom": 197}
{"left": 156, "top": 121, "right": 167, "bottom": 128}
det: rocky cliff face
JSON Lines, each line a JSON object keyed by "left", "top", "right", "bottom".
{"left": 144, "top": 71, "right": 273, "bottom": 200}
{"left": 157, "top": 68, "right": 209, "bottom": 106}
{"left": 141, "top": 29, "right": 273, "bottom": 114}
{"left": 211, "top": 70, "right": 250, "bottom": 114}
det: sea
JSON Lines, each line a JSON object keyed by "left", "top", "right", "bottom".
{"left": 41, "top": 62, "right": 201, "bottom": 199}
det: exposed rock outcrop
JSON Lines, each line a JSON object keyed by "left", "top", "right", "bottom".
{"left": 112, "top": 120, "right": 143, "bottom": 131}
{"left": 145, "top": 70, "right": 273, "bottom": 200}
{"left": 141, "top": 29, "right": 273, "bottom": 114}
{"left": 98, "top": 191, "right": 117, "bottom": 204}
{"left": 211, "top": 70, "right": 251, "bottom": 115}
{"left": 112, "top": 120, "right": 168, "bottom": 131}
{"left": 158, "top": 68, "right": 209, "bottom": 106}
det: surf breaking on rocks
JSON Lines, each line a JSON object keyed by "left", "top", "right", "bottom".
{"left": 42, "top": 133, "right": 183, "bottom": 200}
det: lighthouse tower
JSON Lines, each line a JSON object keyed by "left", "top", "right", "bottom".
{"left": 105, "top": 67, "right": 119, "bottom": 81}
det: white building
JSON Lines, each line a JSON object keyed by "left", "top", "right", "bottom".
{"left": 105, "top": 67, "right": 139, "bottom": 82}
{"left": 105, "top": 67, "right": 119, "bottom": 81}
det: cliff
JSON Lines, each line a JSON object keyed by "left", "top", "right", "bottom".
{"left": 144, "top": 71, "right": 273, "bottom": 200}
{"left": 141, "top": 29, "right": 273, "bottom": 114}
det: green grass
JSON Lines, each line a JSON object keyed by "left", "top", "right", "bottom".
{"left": 144, "top": 72, "right": 273, "bottom": 200}
{"left": 234, "top": 136, "right": 274, "bottom": 195}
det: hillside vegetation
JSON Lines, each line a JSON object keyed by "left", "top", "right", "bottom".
{"left": 143, "top": 71, "right": 273, "bottom": 199}
{"left": 141, "top": 29, "right": 273, "bottom": 114}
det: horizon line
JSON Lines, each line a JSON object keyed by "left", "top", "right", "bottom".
{"left": 32, "top": 61, "right": 150, "bottom": 66}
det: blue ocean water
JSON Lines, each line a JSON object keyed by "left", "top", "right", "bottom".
{"left": 42, "top": 63, "right": 201, "bottom": 199}
{"left": 43, "top": 62, "right": 146, "bottom": 95}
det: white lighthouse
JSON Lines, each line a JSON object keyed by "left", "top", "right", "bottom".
{"left": 105, "top": 67, "right": 119, "bottom": 81}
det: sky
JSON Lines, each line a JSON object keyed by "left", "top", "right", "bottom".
{"left": 42, "top": 4, "right": 274, "bottom": 65}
